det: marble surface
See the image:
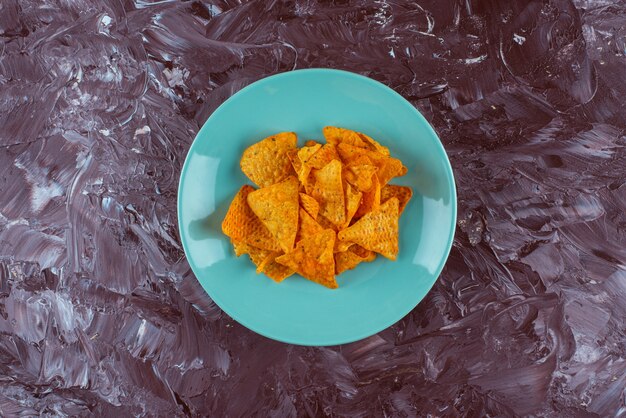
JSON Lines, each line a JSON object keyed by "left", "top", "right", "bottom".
{"left": 1, "top": 0, "right": 625, "bottom": 416}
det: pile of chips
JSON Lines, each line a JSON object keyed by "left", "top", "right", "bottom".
{"left": 222, "top": 127, "right": 412, "bottom": 289}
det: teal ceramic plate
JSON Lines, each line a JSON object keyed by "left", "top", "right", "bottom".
{"left": 178, "top": 69, "right": 456, "bottom": 346}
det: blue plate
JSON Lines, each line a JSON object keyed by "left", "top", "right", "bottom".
{"left": 178, "top": 69, "right": 456, "bottom": 346}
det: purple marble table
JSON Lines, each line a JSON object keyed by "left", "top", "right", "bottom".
{"left": 1, "top": 0, "right": 625, "bottom": 416}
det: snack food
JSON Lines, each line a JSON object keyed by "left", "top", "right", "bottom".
{"left": 221, "top": 127, "right": 412, "bottom": 288}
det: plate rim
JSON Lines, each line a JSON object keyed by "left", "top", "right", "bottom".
{"left": 177, "top": 68, "right": 457, "bottom": 346}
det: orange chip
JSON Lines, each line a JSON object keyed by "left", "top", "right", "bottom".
{"left": 323, "top": 126, "right": 369, "bottom": 148}
{"left": 259, "top": 252, "right": 294, "bottom": 282}
{"left": 334, "top": 251, "right": 364, "bottom": 274}
{"left": 357, "top": 131, "right": 390, "bottom": 156}
{"left": 226, "top": 128, "right": 410, "bottom": 288}
{"left": 301, "top": 169, "right": 317, "bottom": 195}
{"left": 232, "top": 240, "right": 250, "bottom": 257}
{"left": 338, "top": 197, "right": 399, "bottom": 260}
{"left": 324, "top": 126, "right": 391, "bottom": 156}
{"left": 263, "top": 259, "right": 294, "bottom": 282}
{"left": 276, "top": 229, "right": 337, "bottom": 289}
{"left": 335, "top": 246, "right": 376, "bottom": 274}
{"left": 334, "top": 240, "right": 353, "bottom": 253}
{"left": 247, "top": 176, "right": 299, "bottom": 252}
{"left": 344, "top": 183, "right": 362, "bottom": 228}
{"left": 245, "top": 245, "right": 273, "bottom": 269}
{"left": 381, "top": 184, "right": 412, "bottom": 214}
{"left": 298, "top": 143, "right": 322, "bottom": 163}
{"left": 336, "top": 142, "right": 375, "bottom": 164}
{"left": 255, "top": 250, "right": 280, "bottom": 273}
{"left": 336, "top": 142, "right": 401, "bottom": 186}
{"left": 307, "top": 144, "right": 340, "bottom": 169}
{"left": 296, "top": 208, "right": 324, "bottom": 242}
{"left": 317, "top": 213, "right": 338, "bottom": 232}
{"left": 222, "top": 185, "right": 281, "bottom": 251}
{"left": 344, "top": 155, "right": 377, "bottom": 192}
{"left": 299, "top": 193, "right": 320, "bottom": 220}
{"left": 286, "top": 148, "right": 301, "bottom": 173}
{"left": 354, "top": 174, "right": 381, "bottom": 219}
{"left": 312, "top": 160, "right": 345, "bottom": 227}
{"left": 240, "top": 132, "right": 297, "bottom": 188}
{"left": 351, "top": 244, "right": 375, "bottom": 259}
{"left": 344, "top": 167, "right": 377, "bottom": 192}
{"left": 345, "top": 155, "right": 373, "bottom": 167}
{"left": 293, "top": 143, "right": 322, "bottom": 185}
{"left": 376, "top": 156, "right": 404, "bottom": 187}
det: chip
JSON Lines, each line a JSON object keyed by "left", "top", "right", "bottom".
{"left": 286, "top": 148, "right": 301, "bottom": 173}
{"left": 232, "top": 240, "right": 250, "bottom": 257}
{"left": 234, "top": 241, "right": 294, "bottom": 281}
{"left": 245, "top": 245, "right": 273, "bottom": 269}
{"left": 302, "top": 170, "right": 317, "bottom": 196}
{"left": 323, "top": 126, "right": 369, "bottom": 148}
{"left": 354, "top": 174, "right": 381, "bottom": 219}
{"left": 259, "top": 252, "right": 294, "bottom": 282}
{"left": 336, "top": 142, "right": 376, "bottom": 164}
{"left": 316, "top": 213, "right": 339, "bottom": 232}
{"left": 344, "top": 155, "right": 377, "bottom": 192}
{"left": 357, "top": 131, "right": 390, "bottom": 156}
{"left": 335, "top": 246, "right": 376, "bottom": 274}
{"left": 225, "top": 129, "right": 411, "bottom": 287}
{"left": 338, "top": 197, "right": 399, "bottom": 260}
{"left": 298, "top": 143, "right": 322, "bottom": 162}
{"left": 276, "top": 229, "right": 338, "bottom": 289}
{"left": 247, "top": 176, "right": 299, "bottom": 252}
{"left": 351, "top": 244, "right": 376, "bottom": 259}
{"left": 381, "top": 184, "right": 412, "bottom": 214}
{"left": 312, "top": 160, "right": 345, "bottom": 227}
{"left": 336, "top": 142, "right": 402, "bottom": 186}
{"left": 324, "top": 126, "right": 391, "bottom": 156}
{"left": 375, "top": 156, "right": 404, "bottom": 187}
{"left": 334, "top": 240, "right": 353, "bottom": 253}
{"left": 296, "top": 208, "right": 324, "bottom": 242}
{"left": 299, "top": 193, "right": 320, "bottom": 219}
{"left": 240, "top": 132, "right": 297, "bottom": 188}
{"left": 222, "top": 185, "right": 281, "bottom": 251}
{"left": 255, "top": 250, "right": 278, "bottom": 273}
{"left": 263, "top": 259, "right": 294, "bottom": 282}
{"left": 307, "top": 144, "right": 340, "bottom": 169}
{"left": 294, "top": 143, "right": 322, "bottom": 184}
{"left": 344, "top": 183, "right": 362, "bottom": 228}
{"left": 345, "top": 155, "right": 374, "bottom": 167}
